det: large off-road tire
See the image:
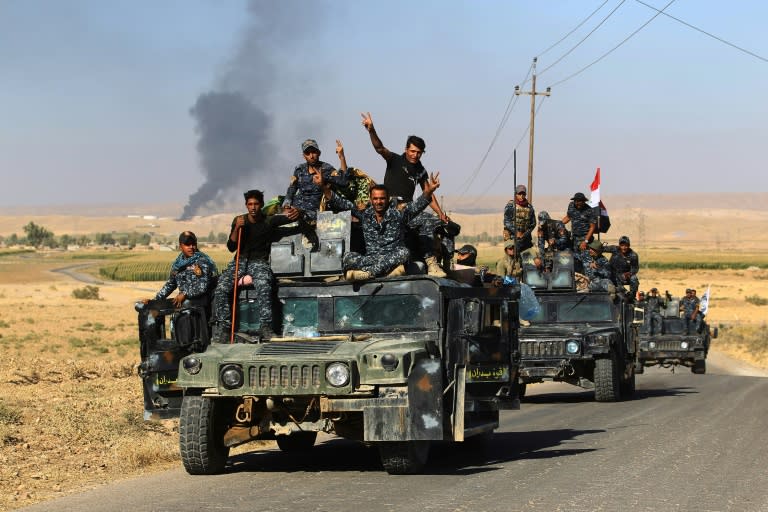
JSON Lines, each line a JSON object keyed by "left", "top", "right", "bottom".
{"left": 620, "top": 368, "right": 636, "bottom": 398}
{"left": 378, "top": 441, "right": 430, "bottom": 474}
{"left": 276, "top": 431, "right": 317, "bottom": 452}
{"left": 692, "top": 359, "right": 706, "bottom": 374}
{"left": 179, "top": 394, "right": 230, "bottom": 475}
{"left": 594, "top": 351, "right": 621, "bottom": 402}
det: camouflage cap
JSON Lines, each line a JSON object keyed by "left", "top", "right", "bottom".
{"left": 538, "top": 210, "right": 550, "bottom": 221}
{"left": 504, "top": 240, "right": 516, "bottom": 250}
{"left": 301, "top": 139, "right": 320, "bottom": 152}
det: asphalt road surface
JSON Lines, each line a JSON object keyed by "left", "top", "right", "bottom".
{"left": 19, "top": 353, "right": 768, "bottom": 512}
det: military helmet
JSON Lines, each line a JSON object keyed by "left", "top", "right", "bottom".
{"left": 588, "top": 240, "right": 603, "bottom": 253}
{"left": 538, "top": 210, "right": 550, "bottom": 222}
{"left": 619, "top": 235, "right": 630, "bottom": 245}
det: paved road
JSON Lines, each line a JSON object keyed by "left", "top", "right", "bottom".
{"left": 19, "top": 357, "right": 768, "bottom": 512}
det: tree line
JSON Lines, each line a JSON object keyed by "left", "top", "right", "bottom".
{"left": 0, "top": 222, "right": 231, "bottom": 249}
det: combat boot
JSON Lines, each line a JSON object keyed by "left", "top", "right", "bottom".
{"left": 345, "top": 269, "right": 372, "bottom": 282}
{"left": 425, "top": 256, "right": 447, "bottom": 278}
{"left": 386, "top": 265, "right": 406, "bottom": 278}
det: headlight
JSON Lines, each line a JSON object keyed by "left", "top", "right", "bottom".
{"left": 566, "top": 340, "right": 580, "bottom": 354}
{"left": 182, "top": 356, "right": 202, "bottom": 375}
{"left": 649, "top": 341, "right": 656, "bottom": 349}
{"left": 681, "top": 341, "right": 689, "bottom": 349}
{"left": 326, "top": 362, "right": 350, "bottom": 387}
{"left": 220, "top": 364, "right": 244, "bottom": 389}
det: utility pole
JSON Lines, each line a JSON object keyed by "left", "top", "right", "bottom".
{"left": 515, "top": 58, "right": 551, "bottom": 204}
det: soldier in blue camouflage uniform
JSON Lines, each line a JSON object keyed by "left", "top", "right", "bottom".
{"left": 537, "top": 211, "right": 570, "bottom": 254}
{"left": 603, "top": 235, "right": 640, "bottom": 303}
{"left": 562, "top": 192, "right": 597, "bottom": 273}
{"left": 147, "top": 231, "right": 218, "bottom": 308}
{"left": 646, "top": 287, "right": 666, "bottom": 336}
{"left": 212, "top": 190, "right": 300, "bottom": 342}
{"left": 583, "top": 240, "right": 614, "bottom": 292}
{"left": 679, "top": 288, "right": 701, "bottom": 335}
{"left": 282, "top": 139, "right": 350, "bottom": 249}
{"left": 317, "top": 170, "right": 441, "bottom": 281}
{"left": 503, "top": 184, "right": 536, "bottom": 252}
{"left": 360, "top": 112, "right": 449, "bottom": 277}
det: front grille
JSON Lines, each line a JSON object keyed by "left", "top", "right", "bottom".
{"left": 250, "top": 363, "right": 323, "bottom": 391}
{"left": 520, "top": 340, "right": 567, "bottom": 357}
{"left": 647, "top": 340, "right": 690, "bottom": 351}
{"left": 255, "top": 341, "right": 339, "bottom": 355}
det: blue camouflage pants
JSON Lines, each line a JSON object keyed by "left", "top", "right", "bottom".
{"left": 213, "top": 259, "right": 274, "bottom": 335}
{"left": 407, "top": 210, "right": 442, "bottom": 258}
{"left": 343, "top": 246, "right": 410, "bottom": 277}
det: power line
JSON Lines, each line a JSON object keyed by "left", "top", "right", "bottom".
{"left": 459, "top": 62, "right": 534, "bottom": 195}
{"left": 536, "top": 0, "right": 627, "bottom": 78}
{"left": 476, "top": 97, "right": 548, "bottom": 198}
{"left": 548, "top": 0, "right": 675, "bottom": 89}
{"left": 635, "top": 0, "right": 768, "bottom": 63}
{"left": 536, "top": 0, "right": 613, "bottom": 58}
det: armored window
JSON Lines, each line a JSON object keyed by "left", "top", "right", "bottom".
{"left": 333, "top": 294, "right": 431, "bottom": 330}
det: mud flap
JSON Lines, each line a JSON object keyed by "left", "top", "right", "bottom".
{"left": 363, "top": 359, "right": 443, "bottom": 442}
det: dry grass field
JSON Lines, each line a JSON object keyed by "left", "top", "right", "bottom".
{"left": 1, "top": 203, "right": 768, "bottom": 510}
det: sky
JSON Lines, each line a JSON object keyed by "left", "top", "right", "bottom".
{"left": 1, "top": 0, "right": 766, "bottom": 215}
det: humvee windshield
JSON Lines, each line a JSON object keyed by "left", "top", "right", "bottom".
{"left": 335, "top": 295, "right": 431, "bottom": 329}
{"left": 282, "top": 298, "right": 319, "bottom": 328}
{"left": 529, "top": 298, "right": 613, "bottom": 324}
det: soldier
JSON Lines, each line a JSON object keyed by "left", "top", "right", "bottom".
{"left": 603, "top": 235, "right": 640, "bottom": 303}
{"left": 360, "top": 112, "right": 449, "bottom": 277}
{"left": 317, "top": 169, "right": 441, "bottom": 281}
{"left": 503, "top": 184, "right": 536, "bottom": 252}
{"left": 495, "top": 239, "right": 523, "bottom": 279}
{"left": 583, "top": 240, "right": 614, "bottom": 292}
{"left": 455, "top": 244, "right": 478, "bottom": 267}
{"left": 212, "top": 189, "right": 300, "bottom": 342}
{"left": 646, "top": 287, "right": 667, "bottom": 336}
{"left": 537, "top": 210, "right": 570, "bottom": 254}
{"left": 145, "top": 231, "right": 218, "bottom": 308}
{"left": 562, "top": 192, "right": 597, "bottom": 272}
{"left": 680, "top": 288, "right": 701, "bottom": 334}
{"left": 282, "top": 138, "right": 350, "bottom": 249}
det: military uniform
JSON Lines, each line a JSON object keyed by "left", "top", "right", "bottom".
{"left": 537, "top": 218, "right": 570, "bottom": 254}
{"left": 566, "top": 201, "right": 597, "bottom": 248}
{"left": 604, "top": 244, "right": 640, "bottom": 301}
{"left": 503, "top": 200, "right": 536, "bottom": 252}
{"left": 680, "top": 294, "right": 701, "bottom": 335}
{"left": 283, "top": 161, "right": 349, "bottom": 222}
{"left": 583, "top": 242, "right": 614, "bottom": 292}
{"left": 646, "top": 292, "right": 666, "bottom": 336}
{"left": 155, "top": 251, "right": 217, "bottom": 304}
{"left": 495, "top": 254, "right": 523, "bottom": 279}
{"left": 328, "top": 191, "right": 432, "bottom": 277}
{"left": 212, "top": 213, "right": 294, "bottom": 341}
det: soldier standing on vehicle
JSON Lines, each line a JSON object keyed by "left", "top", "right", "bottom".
{"left": 211, "top": 190, "right": 300, "bottom": 341}
{"left": 316, "top": 169, "right": 442, "bottom": 282}
{"left": 537, "top": 210, "right": 570, "bottom": 254}
{"left": 603, "top": 235, "right": 640, "bottom": 303}
{"left": 145, "top": 231, "right": 218, "bottom": 308}
{"left": 562, "top": 192, "right": 597, "bottom": 273}
{"left": 646, "top": 287, "right": 666, "bottom": 336}
{"left": 360, "top": 111, "right": 448, "bottom": 277}
{"left": 503, "top": 185, "right": 536, "bottom": 252}
{"left": 282, "top": 138, "right": 350, "bottom": 250}
{"left": 680, "top": 288, "right": 702, "bottom": 334}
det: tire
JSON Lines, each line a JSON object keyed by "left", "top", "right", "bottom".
{"left": 594, "top": 351, "right": 620, "bottom": 402}
{"left": 276, "top": 431, "right": 317, "bottom": 452}
{"left": 620, "top": 369, "right": 636, "bottom": 399}
{"left": 692, "top": 359, "right": 706, "bottom": 374}
{"left": 179, "top": 394, "right": 230, "bottom": 475}
{"left": 378, "top": 441, "right": 430, "bottom": 474}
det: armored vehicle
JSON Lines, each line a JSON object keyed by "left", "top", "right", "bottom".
{"left": 517, "top": 250, "right": 643, "bottom": 402}
{"left": 137, "top": 211, "right": 520, "bottom": 474}
{"left": 636, "top": 295, "right": 716, "bottom": 374}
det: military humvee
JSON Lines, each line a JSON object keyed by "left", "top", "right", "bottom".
{"left": 517, "top": 250, "right": 643, "bottom": 402}
{"left": 636, "top": 295, "right": 716, "bottom": 374}
{"left": 137, "top": 211, "right": 520, "bottom": 474}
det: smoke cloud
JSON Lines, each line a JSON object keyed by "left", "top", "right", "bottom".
{"left": 180, "top": 0, "right": 327, "bottom": 219}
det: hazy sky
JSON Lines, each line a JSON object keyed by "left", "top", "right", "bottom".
{"left": 1, "top": 0, "right": 766, "bottom": 213}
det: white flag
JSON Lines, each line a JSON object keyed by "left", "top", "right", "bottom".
{"left": 699, "top": 285, "right": 711, "bottom": 316}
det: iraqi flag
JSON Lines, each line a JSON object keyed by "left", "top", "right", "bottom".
{"left": 588, "top": 167, "right": 611, "bottom": 233}
{"left": 700, "top": 285, "right": 711, "bottom": 316}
